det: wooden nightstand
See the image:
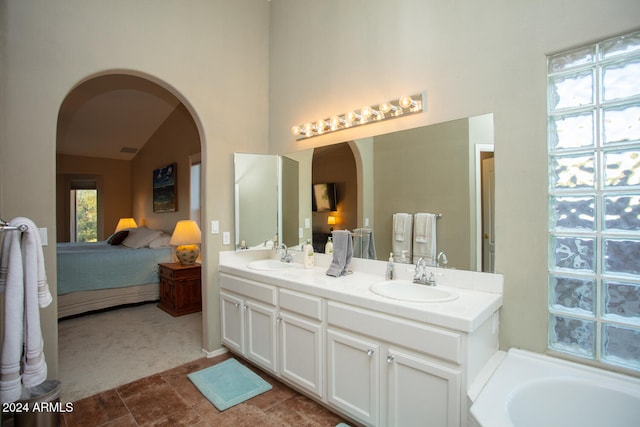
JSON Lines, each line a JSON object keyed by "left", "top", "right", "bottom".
{"left": 158, "top": 262, "right": 202, "bottom": 316}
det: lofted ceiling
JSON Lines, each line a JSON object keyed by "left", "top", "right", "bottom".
{"left": 57, "top": 74, "right": 182, "bottom": 161}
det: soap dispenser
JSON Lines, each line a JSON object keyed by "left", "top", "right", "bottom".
{"left": 325, "top": 236, "right": 334, "bottom": 254}
{"left": 304, "top": 239, "right": 315, "bottom": 269}
{"left": 385, "top": 252, "right": 395, "bottom": 280}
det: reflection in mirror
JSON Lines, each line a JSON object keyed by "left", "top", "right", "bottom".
{"left": 234, "top": 153, "right": 278, "bottom": 249}
{"left": 284, "top": 113, "right": 495, "bottom": 272}
{"left": 234, "top": 153, "right": 299, "bottom": 250}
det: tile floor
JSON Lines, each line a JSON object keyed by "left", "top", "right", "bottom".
{"left": 59, "top": 352, "right": 350, "bottom": 426}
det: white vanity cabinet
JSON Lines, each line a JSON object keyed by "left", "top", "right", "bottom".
{"left": 327, "top": 301, "right": 462, "bottom": 427}
{"left": 278, "top": 288, "right": 324, "bottom": 397}
{"left": 220, "top": 273, "right": 278, "bottom": 374}
{"left": 218, "top": 253, "right": 502, "bottom": 427}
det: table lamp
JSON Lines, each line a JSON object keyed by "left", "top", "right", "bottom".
{"left": 328, "top": 216, "right": 336, "bottom": 232}
{"left": 115, "top": 217, "right": 137, "bottom": 232}
{"left": 170, "top": 220, "right": 202, "bottom": 265}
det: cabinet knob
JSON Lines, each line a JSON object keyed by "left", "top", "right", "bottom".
{"left": 387, "top": 355, "right": 395, "bottom": 363}
{"left": 277, "top": 316, "right": 282, "bottom": 322}
{"left": 367, "top": 349, "right": 374, "bottom": 357}
{"left": 234, "top": 302, "right": 241, "bottom": 308}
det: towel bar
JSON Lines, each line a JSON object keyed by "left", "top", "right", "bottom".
{"left": 0, "top": 218, "right": 28, "bottom": 232}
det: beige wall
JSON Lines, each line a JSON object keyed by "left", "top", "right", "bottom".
{"left": 268, "top": 0, "right": 640, "bottom": 359}
{"left": 0, "top": 0, "right": 270, "bottom": 378}
{"left": 132, "top": 104, "right": 201, "bottom": 234}
{"left": 56, "top": 154, "right": 132, "bottom": 241}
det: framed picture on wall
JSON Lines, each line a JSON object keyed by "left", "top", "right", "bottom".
{"left": 153, "top": 163, "right": 177, "bottom": 213}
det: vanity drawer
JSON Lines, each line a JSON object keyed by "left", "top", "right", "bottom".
{"left": 220, "top": 273, "right": 277, "bottom": 305}
{"left": 327, "top": 301, "right": 462, "bottom": 364}
{"left": 279, "top": 289, "right": 323, "bottom": 321}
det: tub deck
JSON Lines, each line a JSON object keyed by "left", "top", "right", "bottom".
{"left": 470, "top": 349, "right": 640, "bottom": 427}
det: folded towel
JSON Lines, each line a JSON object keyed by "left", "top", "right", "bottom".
{"left": 326, "top": 230, "right": 353, "bottom": 277}
{"left": 0, "top": 217, "right": 51, "bottom": 402}
{"left": 392, "top": 213, "right": 413, "bottom": 260}
{"left": 393, "top": 213, "right": 411, "bottom": 242}
{"left": 413, "top": 213, "right": 437, "bottom": 265}
{"left": 353, "top": 228, "right": 376, "bottom": 260}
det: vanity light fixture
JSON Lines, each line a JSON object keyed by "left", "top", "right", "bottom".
{"left": 291, "top": 93, "right": 424, "bottom": 140}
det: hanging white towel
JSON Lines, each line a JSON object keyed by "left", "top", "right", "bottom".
{"left": 412, "top": 213, "right": 437, "bottom": 265}
{"left": 0, "top": 217, "right": 52, "bottom": 402}
{"left": 392, "top": 213, "right": 412, "bottom": 260}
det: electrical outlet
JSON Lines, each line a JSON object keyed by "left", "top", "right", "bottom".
{"left": 211, "top": 220, "right": 219, "bottom": 234}
{"left": 223, "top": 231, "right": 230, "bottom": 245}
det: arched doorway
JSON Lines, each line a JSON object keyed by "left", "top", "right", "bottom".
{"left": 56, "top": 73, "right": 205, "bottom": 401}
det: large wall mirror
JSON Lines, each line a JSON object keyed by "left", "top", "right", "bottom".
{"left": 235, "top": 113, "right": 494, "bottom": 272}
{"left": 234, "top": 153, "right": 299, "bottom": 250}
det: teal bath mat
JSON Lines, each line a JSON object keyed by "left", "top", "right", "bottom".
{"left": 187, "top": 358, "right": 272, "bottom": 411}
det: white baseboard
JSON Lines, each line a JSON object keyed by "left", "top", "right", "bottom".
{"left": 201, "top": 346, "right": 228, "bottom": 358}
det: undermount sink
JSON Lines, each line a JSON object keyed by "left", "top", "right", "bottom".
{"left": 369, "top": 280, "right": 458, "bottom": 303}
{"left": 247, "top": 259, "right": 300, "bottom": 271}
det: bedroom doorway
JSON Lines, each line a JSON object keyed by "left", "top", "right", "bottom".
{"left": 56, "top": 72, "right": 205, "bottom": 401}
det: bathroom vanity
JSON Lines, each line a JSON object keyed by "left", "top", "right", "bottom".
{"left": 218, "top": 250, "right": 503, "bottom": 427}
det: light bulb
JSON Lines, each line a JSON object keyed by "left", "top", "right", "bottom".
{"left": 346, "top": 111, "right": 359, "bottom": 124}
{"left": 379, "top": 102, "right": 393, "bottom": 114}
{"left": 330, "top": 115, "right": 343, "bottom": 130}
{"left": 291, "top": 125, "right": 302, "bottom": 136}
{"left": 399, "top": 96, "right": 414, "bottom": 109}
{"left": 303, "top": 123, "right": 314, "bottom": 135}
{"left": 361, "top": 106, "right": 373, "bottom": 118}
{"left": 316, "top": 119, "right": 326, "bottom": 133}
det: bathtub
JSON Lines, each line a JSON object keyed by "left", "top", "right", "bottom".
{"left": 469, "top": 348, "right": 640, "bottom": 427}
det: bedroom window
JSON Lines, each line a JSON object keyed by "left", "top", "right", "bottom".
{"left": 547, "top": 30, "right": 640, "bottom": 372}
{"left": 70, "top": 180, "right": 98, "bottom": 242}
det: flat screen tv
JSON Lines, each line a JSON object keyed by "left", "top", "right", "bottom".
{"left": 312, "top": 183, "right": 337, "bottom": 211}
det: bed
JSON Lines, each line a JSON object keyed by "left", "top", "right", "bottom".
{"left": 57, "top": 227, "right": 172, "bottom": 318}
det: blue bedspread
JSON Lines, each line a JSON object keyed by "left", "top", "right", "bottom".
{"left": 57, "top": 241, "right": 172, "bottom": 295}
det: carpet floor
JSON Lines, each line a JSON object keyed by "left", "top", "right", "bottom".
{"left": 58, "top": 302, "right": 204, "bottom": 403}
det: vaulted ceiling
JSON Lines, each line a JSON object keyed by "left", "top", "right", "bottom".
{"left": 57, "top": 74, "right": 182, "bottom": 161}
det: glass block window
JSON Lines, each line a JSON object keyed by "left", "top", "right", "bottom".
{"left": 548, "top": 30, "right": 640, "bottom": 372}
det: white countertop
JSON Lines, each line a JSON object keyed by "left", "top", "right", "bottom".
{"left": 219, "top": 250, "right": 503, "bottom": 333}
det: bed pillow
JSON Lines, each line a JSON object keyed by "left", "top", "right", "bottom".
{"left": 148, "top": 232, "right": 171, "bottom": 248}
{"left": 121, "top": 226, "right": 163, "bottom": 249}
{"left": 106, "top": 230, "right": 129, "bottom": 245}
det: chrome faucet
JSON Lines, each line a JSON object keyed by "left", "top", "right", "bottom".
{"left": 413, "top": 257, "right": 436, "bottom": 286}
{"left": 437, "top": 251, "right": 448, "bottom": 268}
{"left": 278, "top": 244, "right": 294, "bottom": 263}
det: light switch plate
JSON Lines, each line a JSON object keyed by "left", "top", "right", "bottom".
{"left": 223, "top": 231, "right": 230, "bottom": 245}
{"left": 211, "top": 220, "right": 219, "bottom": 234}
{"left": 38, "top": 228, "right": 48, "bottom": 246}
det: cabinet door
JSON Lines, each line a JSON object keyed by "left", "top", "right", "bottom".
{"left": 327, "top": 329, "right": 380, "bottom": 427}
{"left": 220, "top": 291, "right": 244, "bottom": 354}
{"left": 279, "top": 312, "right": 323, "bottom": 397}
{"left": 386, "top": 348, "right": 461, "bottom": 427}
{"left": 246, "top": 300, "right": 278, "bottom": 373}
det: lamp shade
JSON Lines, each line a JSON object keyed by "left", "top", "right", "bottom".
{"left": 327, "top": 216, "right": 336, "bottom": 226}
{"left": 170, "top": 220, "right": 202, "bottom": 265}
{"left": 170, "top": 220, "right": 202, "bottom": 246}
{"left": 115, "top": 217, "right": 138, "bottom": 232}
